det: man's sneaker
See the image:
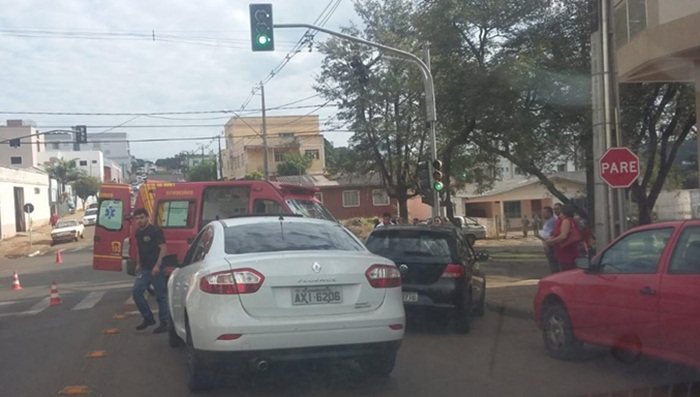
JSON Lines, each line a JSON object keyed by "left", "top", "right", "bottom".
{"left": 153, "top": 323, "right": 168, "bottom": 334}
{"left": 136, "top": 318, "right": 156, "bottom": 330}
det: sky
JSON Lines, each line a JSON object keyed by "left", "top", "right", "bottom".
{"left": 0, "top": 0, "right": 359, "bottom": 161}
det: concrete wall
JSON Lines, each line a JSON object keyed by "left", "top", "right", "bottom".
{"left": 657, "top": 0, "right": 700, "bottom": 25}
{"left": 0, "top": 123, "right": 44, "bottom": 168}
{"left": 654, "top": 189, "right": 700, "bottom": 220}
{"left": 0, "top": 166, "right": 50, "bottom": 239}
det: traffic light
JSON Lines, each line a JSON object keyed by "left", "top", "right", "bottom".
{"left": 432, "top": 159, "right": 443, "bottom": 191}
{"left": 249, "top": 4, "right": 274, "bottom": 52}
{"left": 417, "top": 160, "right": 434, "bottom": 207}
{"left": 74, "top": 125, "right": 88, "bottom": 144}
{"left": 350, "top": 56, "right": 369, "bottom": 84}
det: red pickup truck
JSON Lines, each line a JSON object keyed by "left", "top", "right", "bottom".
{"left": 534, "top": 220, "right": 700, "bottom": 368}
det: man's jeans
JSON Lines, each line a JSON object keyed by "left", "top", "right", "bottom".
{"left": 133, "top": 268, "right": 169, "bottom": 324}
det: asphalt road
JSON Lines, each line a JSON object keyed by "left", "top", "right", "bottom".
{"left": 1, "top": 246, "right": 699, "bottom": 397}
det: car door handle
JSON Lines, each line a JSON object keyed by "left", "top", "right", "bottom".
{"left": 639, "top": 287, "right": 656, "bottom": 296}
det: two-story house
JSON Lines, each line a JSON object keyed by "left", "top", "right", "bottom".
{"left": 223, "top": 115, "right": 326, "bottom": 180}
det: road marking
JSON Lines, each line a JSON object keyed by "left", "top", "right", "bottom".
{"left": 124, "top": 296, "right": 134, "bottom": 305}
{"left": 112, "top": 313, "right": 127, "bottom": 319}
{"left": 58, "top": 386, "right": 90, "bottom": 395}
{"left": 84, "top": 350, "right": 107, "bottom": 358}
{"left": 72, "top": 291, "right": 106, "bottom": 311}
{"left": 125, "top": 310, "right": 158, "bottom": 315}
{"left": 0, "top": 301, "right": 17, "bottom": 306}
{"left": 102, "top": 328, "right": 120, "bottom": 334}
{"left": 20, "top": 297, "right": 50, "bottom": 316}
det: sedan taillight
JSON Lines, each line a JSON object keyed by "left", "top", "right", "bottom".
{"left": 199, "top": 268, "right": 264, "bottom": 295}
{"left": 441, "top": 264, "right": 465, "bottom": 279}
{"left": 365, "top": 264, "right": 402, "bottom": 288}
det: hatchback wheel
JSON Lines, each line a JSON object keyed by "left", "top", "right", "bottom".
{"left": 185, "top": 319, "right": 217, "bottom": 391}
{"left": 542, "top": 305, "right": 583, "bottom": 360}
{"left": 359, "top": 348, "right": 397, "bottom": 377}
{"left": 168, "top": 313, "right": 183, "bottom": 348}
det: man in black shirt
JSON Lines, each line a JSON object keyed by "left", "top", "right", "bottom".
{"left": 132, "top": 208, "right": 169, "bottom": 333}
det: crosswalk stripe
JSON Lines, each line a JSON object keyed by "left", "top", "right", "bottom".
{"left": 20, "top": 297, "right": 50, "bottom": 316}
{"left": 0, "top": 301, "right": 17, "bottom": 306}
{"left": 72, "top": 291, "right": 106, "bottom": 311}
{"left": 124, "top": 296, "right": 134, "bottom": 305}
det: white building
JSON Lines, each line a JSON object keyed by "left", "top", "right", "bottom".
{"left": 0, "top": 165, "right": 50, "bottom": 240}
{"left": 44, "top": 131, "right": 132, "bottom": 179}
{"left": 0, "top": 120, "right": 46, "bottom": 168}
{"left": 496, "top": 157, "right": 581, "bottom": 181}
{"left": 37, "top": 150, "right": 123, "bottom": 183}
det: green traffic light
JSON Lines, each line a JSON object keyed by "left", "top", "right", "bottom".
{"left": 434, "top": 182, "right": 444, "bottom": 191}
{"left": 257, "top": 35, "right": 270, "bottom": 45}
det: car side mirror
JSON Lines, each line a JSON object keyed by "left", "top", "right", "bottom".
{"left": 162, "top": 254, "right": 181, "bottom": 268}
{"left": 475, "top": 251, "right": 490, "bottom": 261}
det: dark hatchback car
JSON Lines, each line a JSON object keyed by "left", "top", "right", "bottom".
{"left": 365, "top": 225, "right": 486, "bottom": 333}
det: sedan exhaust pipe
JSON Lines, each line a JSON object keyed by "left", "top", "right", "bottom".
{"left": 250, "top": 358, "right": 269, "bottom": 372}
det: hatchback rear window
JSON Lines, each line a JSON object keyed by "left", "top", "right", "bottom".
{"left": 224, "top": 221, "right": 364, "bottom": 254}
{"left": 366, "top": 230, "right": 456, "bottom": 263}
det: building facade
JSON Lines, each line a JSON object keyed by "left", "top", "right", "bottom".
{"left": 37, "top": 150, "right": 122, "bottom": 183}
{"left": 0, "top": 120, "right": 45, "bottom": 169}
{"left": 44, "top": 131, "right": 131, "bottom": 180}
{"left": 0, "top": 165, "right": 50, "bottom": 239}
{"left": 223, "top": 115, "right": 326, "bottom": 180}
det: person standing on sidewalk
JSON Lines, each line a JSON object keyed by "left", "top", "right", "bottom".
{"left": 539, "top": 207, "right": 559, "bottom": 273}
{"left": 132, "top": 208, "right": 169, "bottom": 334}
{"left": 521, "top": 215, "right": 530, "bottom": 237}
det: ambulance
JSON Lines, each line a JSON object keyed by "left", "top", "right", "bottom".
{"left": 92, "top": 180, "right": 334, "bottom": 273}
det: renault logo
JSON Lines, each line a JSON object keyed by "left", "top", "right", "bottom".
{"left": 312, "top": 261, "right": 322, "bottom": 273}
{"left": 399, "top": 264, "right": 409, "bottom": 274}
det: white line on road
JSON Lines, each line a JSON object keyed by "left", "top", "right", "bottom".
{"left": 19, "top": 297, "right": 50, "bottom": 316}
{"left": 72, "top": 291, "right": 106, "bottom": 310}
{"left": 0, "top": 301, "right": 17, "bottom": 306}
{"left": 124, "top": 296, "right": 134, "bottom": 305}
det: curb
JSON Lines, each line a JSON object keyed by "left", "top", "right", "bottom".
{"left": 27, "top": 250, "right": 42, "bottom": 258}
{"left": 484, "top": 302, "right": 534, "bottom": 321}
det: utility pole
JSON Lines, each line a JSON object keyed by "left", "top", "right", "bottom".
{"left": 217, "top": 132, "right": 224, "bottom": 180}
{"left": 423, "top": 43, "right": 439, "bottom": 218}
{"left": 261, "top": 81, "right": 270, "bottom": 181}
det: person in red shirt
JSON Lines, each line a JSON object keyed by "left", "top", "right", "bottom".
{"left": 545, "top": 204, "right": 585, "bottom": 271}
{"left": 50, "top": 212, "right": 59, "bottom": 228}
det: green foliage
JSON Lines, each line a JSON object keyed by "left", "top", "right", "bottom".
{"left": 44, "top": 158, "right": 86, "bottom": 201}
{"left": 74, "top": 176, "right": 102, "bottom": 208}
{"left": 242, "top": 171, "right": 264, "bottom": 180}
{"left": 186, "top": 160, "right": 217, "bottom": 182}
{"left": 276, "top": 153, "right": 313, "bottom": 176}
{"left": 155, "top": 153, "right": 186, "bottom": 171}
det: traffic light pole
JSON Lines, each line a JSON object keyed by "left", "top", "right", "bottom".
{"left": 273, "top": 23, "right": 440, "bottom": 217}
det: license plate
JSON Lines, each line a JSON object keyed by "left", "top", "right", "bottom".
{"left": 292, "top": 286, "right": 343, "bottom": 305}
{"left": 403, "top": 292, "right": 418, "bottom": 303}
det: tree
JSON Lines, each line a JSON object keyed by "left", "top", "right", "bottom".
{"left": 324, "top": 139, "right": 361, "bottom": 175}
{"left": 277, "top": 153, "right": 313, "bottom": 176}
{"left": 186, "top": 160, "right": 217, "bottom": 182}
{"left": 621, "top": 83, "right": 697, "bottom": 225}
{"left": 316, "top": 0, "right": 430, "bottom": 219}
{"left": 44, "top": 158, "right": 86, "bottom": 201}
{"left": 242, "top": 171, "right": 264, "bottom": 180}
{"left": 155, "top": 153, "right": 187, "bottom": 171}
{"left": 74, "top": 176, "right": 102, "bottom": 209}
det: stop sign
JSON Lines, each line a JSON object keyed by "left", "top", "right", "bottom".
{"left": 599, "top": 147, "right": 640, "bottom": 188}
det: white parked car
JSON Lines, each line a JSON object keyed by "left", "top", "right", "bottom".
{"left": 82, "top": 208, "right": 98, "bottom": 226}
{"left": 167, "top": 216, "right": 405, "bottom": 391}
{"left": 51, "top": 220, "right": 85, "bottom": 245}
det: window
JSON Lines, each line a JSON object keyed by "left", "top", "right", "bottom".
{"left": 286, "top": 199, "right": 335, "bottom": 221}
{"left": 201, "top": 186, "right": 250, "bottom": 226}
{"left": 305, "top": 150, "right": 320, "bottom": 160}
{"left": 52, "top": 142, "right": 60, "bottom": 150}
{"left": 224, "top": 221, "right": 363, "bottom": 254}
{"left": 252, "top": 199, "right": 285, "bottom": 215}
{"left": 557, "top": 164, "right": 567, "bottom": 172}
{"left": 515, "top": 167, "right": 523, "bottom": 175}
{"left": 372, "top": 189, "right": 390, "bottom": 206}
{"left": 34, "top": 188, "right": 40, "bottom": 194}
{"left": 600, "top": 228, "right": 673, "bottom": 274}
{"left": 342, "top": 190, "right": 360, "bottom": 207}
{"left": 314, "top": 192, "right": 323, "bottom": 203}
{"left": 274, "top": 151, "right": 287, "bottom": 162}
{"left": 504, "top": 201, "right": 521, "bottom": 219}
{"left": 79, "top": 160, "right": 88, "bottom": 166}
{"left": 10, "top": 156, "right": 22, "bottom": 165}
{"left": 668, "top": 226, "right": 700, "bottom": 274}
{"left": 182, "top": 226, "right": 214, "bottom": 266}
{"left": 9, "top": 138, "right": 20, "bottom": 148}
{"left": 92, "top": 160, "right": 98, "bottom": 164}
{"left": 279, "top": 132, "right": 294, "bottom": 138}
{"left": 97, "top": 199, "right": 124, "bottom": 231}
{"left": 156, "top": 200, "right": 196, "bottom": 228}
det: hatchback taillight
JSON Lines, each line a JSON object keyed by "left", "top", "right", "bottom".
{"left": 441, "top": 264, "right": 465, "bottom": 279}
{"left": 365, "top": 265, "right": 402, "bottom": 288}
{"left": 199, "top": 268, "right": 264, "bottom": 294}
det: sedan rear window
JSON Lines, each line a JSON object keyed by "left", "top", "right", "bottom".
{"left": 224, "top": 221, "right": 364, "bottom": 254}
{"left": 366, "top": 230, "right": 456, "bottom": 263}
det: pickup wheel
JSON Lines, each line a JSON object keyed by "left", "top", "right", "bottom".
{"left": 542, "top": 304, "right": 583, "bottom": 360}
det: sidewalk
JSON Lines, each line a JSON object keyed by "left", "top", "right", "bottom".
{"left": 0, "top": 210, "right": 85, "bottom": 259}
{"left": 481, "top": 255, "right": 549, "bottom": 321}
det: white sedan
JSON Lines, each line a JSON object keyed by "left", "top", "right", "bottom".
{"left": 166, "top": 216, "right": 405, "bottom": 391}
{"left": 50, "top": 220, "right": 85, "bottom": 245}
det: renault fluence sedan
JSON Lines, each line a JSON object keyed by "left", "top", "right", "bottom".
{"left": 167, "top": 216, "right": 405, "bottom": 391}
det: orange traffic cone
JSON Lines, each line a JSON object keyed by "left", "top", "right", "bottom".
{"left": 49, "top": 281, "right": 62, "bottom": 306}
{"left": 56, "top": 250, "right": 63, "bottom": 264}
{"left": 11, "top": 271, "right": 22, "bottom": 290}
